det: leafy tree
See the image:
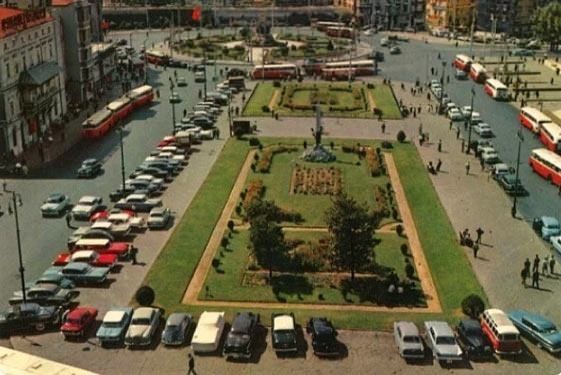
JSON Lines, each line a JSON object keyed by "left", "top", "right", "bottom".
{"left": 461, "top": 294, "right": 485, "bottom": 319}
{"left": 246, "top": 199, "right": 282, "bottom": 222}
{"left": 135, "top": 286, "right": 155, "bottom": 306}
{"left": 249, "top": 214, "right": 286, "bottom": 281}
{"left": 325, "top": 193, "right": 376, "bottom": 282}
{"left": 239, "top": 26, "right": 251, "bottom": 39}
{"left": 534, "top": 3, "right": 561, "bottom": 52}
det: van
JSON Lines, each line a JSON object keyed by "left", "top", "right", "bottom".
{"left": 480, "top": 309, "right": 522, "bottom": 355}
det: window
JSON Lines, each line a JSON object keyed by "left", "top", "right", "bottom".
{"left": 5, "top": 63, "right": 9, "bottom": 79}
{"left": 22, "top": 55, "right": 26, "bottom": 69}
{"left": 12, "top": 127, "right": 17, "bottom": 147}
{"left": 9, "top": 102, "right": 14, "bottom": 118}
{"left": 14, "top": 62, "right": 18, "bottom": 74}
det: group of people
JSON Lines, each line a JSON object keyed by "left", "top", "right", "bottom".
{"left": 459, "top": 227, "right": 485, "bottom": 258}
{"left": 521, "top": 254, "right": 556, "bottom": 289}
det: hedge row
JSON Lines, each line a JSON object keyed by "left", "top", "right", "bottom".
{"left": 242, "top": 179, "right": 264, "bottom": 211}
{"left": 256, "top": 145, "right": 299, "bottom": 173}
{"left": 365, "top": 148, "right": 384, "bottom": 177}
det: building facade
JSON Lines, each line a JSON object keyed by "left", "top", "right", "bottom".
{"left": 0, "top": 6, "right": 67, "bottom": 159}
{"left": 476, "top": 0, "right": 542, "bottom": 37}
{"left": 425, "top": 0, "right": 474, "bottom": 32}
{"left": 341, "top": 0, "right": 425, "bottom": 30}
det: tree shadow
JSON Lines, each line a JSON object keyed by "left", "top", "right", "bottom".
{"left": 340, "top": 277, "right": 426, "bottom": 307}
{"left": 270, "top": 274, "right": 314, "bottom": 301}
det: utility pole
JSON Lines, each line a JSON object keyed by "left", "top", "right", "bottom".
{"left": 144, "top": 0, "right": 149, "bottom": 30}
{"left": 439, "top": 61, "right": 446, "bottom": 114}
{"left": 117, "top": 120, "right": 126, "bottom": 190}
{"left": 203, "top": 50, "right": 208, "bottom": 99}
{"left": 170, "top": 81, "right": 177, "bottom": 134}
{"left": 512, "top": 130, "right": 524, "bottom": 217}
{"left": 466, "top": 86, "right": 475, "bottom": 154}
{"left": 169, "top": 11, "right": 174, "bottom": 59}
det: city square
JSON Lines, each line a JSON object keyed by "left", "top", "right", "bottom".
{"left": 1, "top": 1, "right": 561, "bottom": 374}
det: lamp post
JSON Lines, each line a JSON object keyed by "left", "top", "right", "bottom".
{"left": 170, "top": 80, "right": 177, "bottom": 134}
{"left": 512, "top": 130, "right": 524, "bottom": 218}
{"left": 203, "top": 49, "right": 208, "bottom": 99}
{"left": 466, "top": 86, "right": 475, "bottom": 154}
{"left": 116, "top": 117, "right": 126, "bottom": 191}
{"left": 438, "top": 61, "right": 446, "bottom": 114}
{"left": 2, "top": 184, "right": 26, "bottom": 304}
{"left": 143, "top": 33, "right": 149, "bottom": 85}
{"left": 129, "top": 32, "right": 133, "bottom": 48}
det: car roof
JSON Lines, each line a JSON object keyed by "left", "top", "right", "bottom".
{"left": 91, "top": 221, "right": 112, "bottom": 230}
{"left": 71, "top": 250, "right": 96, "bottom": 259}
{"left": 64, "top": 262, "right": 89, "bottom": 271}
{"left": 48, "top": 193, "right": 65, "bottom": 199}
{"left": 78, "top": 196, "right": 99, "bottom": 204}
{"left": 67, "top": 306, "right": 94, "bottom": 319}
{"left": 108, "top": 213, "right": 130, "bottom": 220}
{"left": 395, "top": 321, "right": 420, "bottom": 336}
{"left": 311, "top": 317, "right": 334, "bottom": 335}
{"left": 232, "top": 312, "right": 254, "bottom": 333}
{"left": 542, "top": 216, "right": 559, "bottom": 226}
{"left": 29, "top": 283, "right": 58, "bottom": 293}
{"left": 104, "top": 309, "right": 127, "bottom": 323}
{"left": 509, "top": 310, "right": 556, "bottom": 330}
{"left": 425, "top": 321, "right": 454, "bottom": 336}
{"left": 274, "top": 315, "right": 295, "bottom": 330}
{"left": 460, "top": 319, "right": 481, "bottom": 330}
{"left": 83, "top": 158, "right": 98, "bottom": 164}
{"left": 127, "top": 193, "right": 147, "bottom": 200}
{"left": 133, "top": 307, "right": 157, "bottom": 320}
{"left": 199, "top": 311, "right": 224, "bottom": 325}
{"left": 150, "top": 207, "right": 166, "bottom": 215}
{"left": 18, "top": 303, "right": 41, "bottom": 313}
{"left": 167, "top": 312, "right": 188, "bottom": 326}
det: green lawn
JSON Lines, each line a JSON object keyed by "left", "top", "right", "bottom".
{"left": 242, "top": 83, "right": 276, "bottom": 116}
{"left": 368, "top": 85, "right": 403, "bottom": 119}
{"left": 142, "top": 138, "right": 486, "bottom": 330}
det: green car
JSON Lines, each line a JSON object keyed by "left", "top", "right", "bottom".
{"left": 169, "top": 92, "right": 182, "bottom": 104}
{"left": 97, "top": 307, "right": 134, "bottom": 346}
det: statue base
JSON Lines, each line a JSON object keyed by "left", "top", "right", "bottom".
{"left": 302, "top": 145, "right": 336, "bottom": 163}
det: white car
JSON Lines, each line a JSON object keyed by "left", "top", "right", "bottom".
{"left": 448, "top": 107, "right": 463, "bottom": 121}
{"left": 550, "top": 236, "right": 561, "bottom": 255}
{"left": 394, "top": 321, "right": 425, "bottom": 359}
{"left": 469, "top": 112, "right": 482, "bottom": 125}
{"left": 159, "top": 151, "right": 186, "bottom": 163}
{"left": 134, "top": 174, "right": 165, "bottom": 187}
{"left": 124, "top": 307, "right": 161, "bottom": 347}
{"left": 147, "top": 207, "right": 171, "bottom": 229}
{"left": 40, "top": 193, "right": 71, "bottom": 217}
{"left": 71, "top": 196, "right": 103, "bottom": 220}
{"left": 199, "top": 129, "right": 215, "bottom": 140}
{"left": 481, "top": 148, "right": 501, "bottom": 164}
{"left": 473, "top": 122, "right": 493, "bottom": 137}
{"left": 192, "top": 311, "right": 225, "bottom": 353}
{"left": 424, "top": 321, "right": 463, "bottom": 363}
{"left": 380, "top": 38, "right": 389, "bottom": 46}
{"left": 107, "top": 213, "right": 146, "bottom": 232}
{"left": 91, "top": 219, "right": 131, "bottom": 238}
{"left": 460, "top": 106, "right": 472, "bottom": 118}
{"left": 114, "top": 193, "right": 162, "bottom": 213}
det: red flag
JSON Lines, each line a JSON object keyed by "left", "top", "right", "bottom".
{"left": 192, "top": 5, "right": 201, "bottom": 22}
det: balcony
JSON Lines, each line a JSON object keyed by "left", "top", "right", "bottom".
{"left": 22, "top": 87, "right": 57, "bottom": 114}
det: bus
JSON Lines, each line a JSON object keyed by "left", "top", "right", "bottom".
{"left": 519, "top": 106, "right": 552, "bottom": 133}
{"left": 0, "top": 347, "right": 96, "bottom": 374}
{"left": 106, "top": 96, "right": 133, "bottom": 121}
{"left": 321, "top": 67, "right": 356, "bottom": 81}
{"left": 145, "top": 49, "right": 169, "bottom": 66}
{"left": 484, "top": 78, "right": 508, "bottom": 100}
{"left": 315, "top": 21, "right": 346, "bottom": 32}
{"left": 480, "top": 309, "right": 522, "bottom": 355}
{"left": 529, "top": 148, "right": 561, "bottom": 186}
{"left": 128, "top": 84, "right": 155, "bottom": 108}
{"left": 323, "top": 60, "right": 375, "bottom": 76}
{"left": 250, "top": 64, "right": 299, "bottom": 80}
{"left": 82, "top": 108, "right": 115, "bottom": 139}
{"left": 469, "top": 63, "right": 487, "bottom": 83}
{"left": 302, "top": 59, "right": 326, "bottom": 76}
{"left": 452, "top": 54, "right": 472, "bottom": 72}
{"left": 539, "top": 121, "right": 561, "bottom": 153}
{"left": 325, "top": 26, "right": 354, "bottom": 39}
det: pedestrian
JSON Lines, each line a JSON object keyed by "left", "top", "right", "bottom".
{"left": 198, "top": 89, "right": 202, "bottom": 99}
{"left": 130, "top": 246, "right": 138, "bottom": 265}
{"left": 437, "top": 139, "right": 442, "bottom": 152}
{"left": 446, "top": 75, "right": 450, "bottom": 84}
{"left": 524, "top": 257, "right": 531, "bottom": 274}
{"left": 449, "top": 120, "right": 453, "bottom": 130}
{"left": 188, "top": 353, "right": 196, "bottom": 375}
{"left": 532, "top": 269, "right": 540, "bottom": 289}
{"left": 521, "top": 268, "right": 528, "bottom": 287}
{"left": 461, "top": 139, "right": 465, "bottom": 152}
{"left": 465, "top": 161, "right": 470, "bottom": 175}
{"left": 438, "top": 52, "right": 441, "bottom": 59}
{"left": 65, "top": 212, "right": 72, "bottom": 228}
{"left": 215, "top": 128, "right": 220, "bottom": 139}
{"left": 381, "top": 122, "right": 386, "bottom": 133}
{"left": 418, "top": 123, "right": 423, "bottom": 136}
{"left": 480, "top": 157, "right": 485, "bottom": 171}
{"left": 436, "top": 159, "right": 442, "bottom": 172}
{"left": 550, "top": 257, "right": 556, "bottom": 274}
{"left": 542, "top": 256, "right": 549, "bottom": 276}
{"left": 7, "top": 202, "right": 12, "bottom": 215}
{"left": 155, "top": 89, "right": 160, "bottom": 98}
{"left": 472, "top": 243, "right": 479, "bottom": 258}
{"left": 464, "top": 120, "right": 468, "bottom": 130}
{"left": 419, "top": 134, "right": 424, "bottom": 146}
{"left": 533, "top": 254, "right": 540, "bottom": 273}
{"left": 456, "top": 127, "right": 460, "bottom": 139}
{"left": 430, "top": 67, "right": 434, "bottom": 75}
{"left": 476, "top": 227, "right": 484, "bottom": 244}
{"left": 183, "top": 109, "right": 187, "bottom": 117}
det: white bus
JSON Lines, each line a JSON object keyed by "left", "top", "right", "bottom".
{"left": 539, "top": 121, "right": 561, "bottom": 153}
{"left": 484, "top": 78, "right": 508, "bottom": 100}
{"left": 323, "top": 60, "right": 375, "bottom": 76}
{"left": 519, "top": 106, "right": 552, "bottom": 133}
{"left": 469, "top": 63, "right": 487, "bottom": 83}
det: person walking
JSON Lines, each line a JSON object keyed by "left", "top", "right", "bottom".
{"left": 521, "top": 268, "right": 528, "bottom": 287}
{"left": 550, "top": 257, "right": 556, "bottom": 274}
{"left": 381, "top": 122, "right": 386, "bottom": 134}
{"left": 524, "top": 257, "right": 531, "bottom": 274}
{"left": 465, "top": 161, "right": 470, "bottom": 175}
{"left": 187, "top": 353, "right": 196, "bottom": 375}
{"left": 130, "top": 246, "right": 138, "bottom": 265}
{"left": 437, "top": 139, "right": 442, "bottom": 152}
{"left": 542, "top": 256, "right": 549, "bottom": 276}
{"left": 449, "top": 120, "right": 453, "bottom": 130}
{"left": 436, "top": 159, "right": 442, "bottom": 172}
{"left": 65, "top": 212, "right": 72, "bottom": 229}
{"left": 475, "top": 227, "right": 484, "bottom": 244}
{"left": 480, "top": 157, "right": 485, "bottom": 171}
{"left": 532, "top": 269, "right": 540, "bottom": 289}
{"left": 533, "top": 254, "right": 540, "bottom": 273}
{"left": 472, "top": 243, "right": 479, "bottom": 258}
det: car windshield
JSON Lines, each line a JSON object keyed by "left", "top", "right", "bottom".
{"left": 104, "top": 322, "right": 123, "bottom": 328}
{"left": 166, "top": 323, "right": 177, "bottom": 329}
{"left": 546, "top": 223, "right": 560, "bottom": 229}
{"left": 132, "top": 318, "right": 150, "bottom": 325}
{"left": 151, "top": 213, "right": 163, "bottom": 218}
{"left": 274, "top": 330, "right": 295, "bottom": 342}
{"left": 436, "top": 336, "right": 456, "bottom": 345}
{"left": 403, "top": 335, "right": 421, "bottom": 343}
{"left": 47, "top": 196, "right": 62, "bottom": 203}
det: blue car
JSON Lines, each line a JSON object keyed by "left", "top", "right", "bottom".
{"left": 532, "top": 216, "right": 561, "bottom": 240}
{"left": 96, "top": 307, "right": 134, "bottom": 347}
{"left": 508, "top": 310, "right": 561, "bottom": 354}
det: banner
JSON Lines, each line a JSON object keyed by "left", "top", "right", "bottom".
{"left": 192, "top": 5, "right": 201, "bottom": 22}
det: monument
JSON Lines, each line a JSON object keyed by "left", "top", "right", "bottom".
{"left": 302, "top": 106, "right": 336, "bottom": 163}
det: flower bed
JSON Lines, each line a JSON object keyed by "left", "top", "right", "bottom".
{"left": 242, "top": 179, "right": 265, "bottom": 211}
{"left": 256, "top": 145, "right": 298, "bottom": 173}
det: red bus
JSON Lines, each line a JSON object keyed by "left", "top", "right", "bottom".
{"left": 82, "top": 108, "right": 115, "bottom": 139}
{"left": 315, "top": 21, "right": 346, "bottom": 32}
{"left": 323, "top": 60, "right": 375, "bottom": 77}
{"left": 128, "top": 85, "right": 154, "bottom": 108}
{"left": 539, "top": 121, "right": 561, "bottom": 153}
{"left": 321, "top": 67, "right": 356, "bottom": 81}
{"left": 484, "top": 78, "right": 508, "bottom": 100}
{"left": 250, "top": 64, "right": 299, "bottom": 80}
{"left": 145, "top": 50, "right": 169, "bottom": 66}
{"left": 480, "top": 309, "right": 522, "bottom": 355}
{"left": 469, "top": 63, "right": 487, "bottom": 83}
{"left": 325, "top": 26, "right": 353, "bottom": 39}
{"left": 453, "top": 54, "right": 472, "bottom": 72}
{"left": 302, "top": 59, "right": 326, "bottom": 76}
{"left": 106, "top": 96, "right": 133, "bottom": 121}
{"left": 529, "top": 148, "right": 561, "bottom": 185}
{"left": 519, "top": 107, "right": 552, "bottom": 133}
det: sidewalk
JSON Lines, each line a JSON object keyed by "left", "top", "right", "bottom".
{"left": 250, "top": 79, "right": 560, "bottom": 322}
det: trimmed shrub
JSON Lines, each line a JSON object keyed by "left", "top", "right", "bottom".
{"left": 396, "top": 224, "right": 404, "bottom": 237}
{"left": 261, "top": 105, "right": 270, "bottom": 113}
{"left": 135, "top": 286, "right": 155, "bottom": 306}
{"left": 405, "top": 263, "right": 415, "bottom": 279}
{"left": 227, "top": 220, "right": 235, "bottom": 232}
{"left": 400, "top": 243, "right": 408, "bottom": 256}
{"left": 397, "top": 130, "right": 406, "bottom": 143}
{"left": 461, "top": 294, "right": 486, "bottom": 319}
{"left": 221, "top": 237, "right": 229, "bottom": 248}
{"left": 365, "top": 148, "right": 384, "bottom": 177}
{"left": 249, "top": 137, "right": 261, "bottom": 147}
{"left": 273, "top": 80, "right": 282, "bottom": 87}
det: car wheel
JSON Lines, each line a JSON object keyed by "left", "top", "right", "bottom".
{"left": 35, "top": 323, "right": 46, "bottom": 332}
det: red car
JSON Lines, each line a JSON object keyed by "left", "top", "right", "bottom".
{"left": 72, "top": 239, "right": 131, "bottom": 260}
{"left": 90, "top": 208, "right": 135, "bottom": 222}
{"left": 61, "top": 306, "right": 98, "bottom": 338}
{"left": 54, "top": 250, "right": 118, "bottom": 268}
{"left": 157, "top": 135, "right": 176, "bottom": 148}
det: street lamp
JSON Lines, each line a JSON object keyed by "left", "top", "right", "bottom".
{"left": 438, "top": 61, "right": 447, "bottom": 114}
{"left": 115, "top": 116, "right": 126, "bottom": 191}
{"left": 466, "top": 86, "right": 475, "bottom": 154}
{"left": 512, "top": 130, "right": 524, "bottom": 218}
{"left": 203, "top": 49, "right": 208, "bottom": 99}
{"left": 170, "top": 80, "right": 177, "bottom": 134}
{"left": 2, "top": 183, "right": 26, "bottom": 304}
{"left": 143, "top": 32, "right": 149, "bottom": 85}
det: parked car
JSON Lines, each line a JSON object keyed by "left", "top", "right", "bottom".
{"left": 125, "top": 307, "right": 161, "bottom": 347}
{"left": 455, "top": 319, "right": 493, "bottom": 358}
{"left": 306, "top": 317, "right": 340, "bottom": 357}
{"left": 40, "top": 193, "right": 71, "bottom": 217}
{"left": 125, "top": 178, "right": 162, "bottom": 194}
{"left": 0, "top": 303, "right": 62, "bottom": 336}
{"left": 169, "top": 92, "right": 182, "bottom": 104}
{"left": 107, "top": 213, "right": 146, "bottom": 232}
{"left": 389, "top": 46, "right": 401, "bottom": 54}
{"left": 191, "top": 311, "right": 225, "bottom": 353}
{"left": 115, "top": 193, "right": 163, "bottom": 213}
{"left": 54, "top": 250, "right": 118, "bottom": 269}
{"left": 47, "top": 262, "right": 110, "bottom": 284}
{"left": 72, "top": 238, "right": 131, "bottom": 260}
{"left": 195, "top": 71, "right": 205, "bottom": 82}
{"left": 109, "top": 185, "right": 146, "bottom": 202}
{"left": 61, "top": 307, "right": 98, "bottom": 339}
{"left": 424, "top": 321, "right": 463, "bottom": 363}
{"left": 71, "top": 196, "right": 103, "bottom": 220}
{"left": 161, "top": 313, "right": 193, "bottom": 346}
{"left": 393, "top": 321, "right": 425, "bottom": 360}
{"left": 455, "top": 69, "right": 468, "bottom": 80}
{"left": 177, "top": 77, "right": 188, "bottom": 86}
{"left": 271, "top": 313, "right": 297, "bottom": 353}
{"left": 491, "top": 163, "right": 512, "bottom": 180}
{"left": 142, "top": 158, "right": 180, "bottom": 174}
{"left": 157, "top": 135, "right": 176, "bottom": 148}
{"left": 29, "top": 273, "right": 75, "bottom": 290}
{"left": 511, "top": 48, "right": 534, "bottom": 57}
{"left": 533, "top": 216, "right": 561, "bottom": 240}
{"left": 508, "top": 310, "right": 561, "bottom": 353}
{"left": 90, "top": 220, "right": 131, "bottom": 239}
{"left": 77, "top": 158, "right": 102, "bottom": 178}
{"left": 481, "top": 148, "right": 501, "bottom": 164}
{"left": 97, "top": 307, "right": 134, "bottom": 346}
{"left": 460, "top": 106, "right": 473, "bottom": 118}
{"left": 223, "top": 312, "right": 259, "bottom": 359}
{"left": 90, "top": 208, "right": 135, "bottom": 223}
{"left": 471, "top": 139, "right": 494, "bottom": 154}
{"left": 9, "top": 284, "right": 79, "bottom": 307}
{"left": 130, "top": 165, "right": 171, "bottom": 181}
{"left": 67, "top": 227, "right": 115, "bottom": 249}
{"left": 147, "top": 207, "right": 171, "bottom": 229}
{"left": 133, "top": 174, "right": 165, "bottom": 187}
{"left": 473, "top": 123, "right": 493, "bottom": 137}
{"left": 497, "top": 174, "right": 527, "bottom": 196}
{"left": 448, "top": 107, "right": 463, "bottom": 121}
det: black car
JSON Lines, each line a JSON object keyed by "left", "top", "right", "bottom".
{"left": 497, "top": 174, "right": 527, "bottom": 196}
{"left": 77, "top": 158, "right": 102, "bottom": 178}
{"left": 271, "top": 313, "right": 297, "bottom": 353}
{"left": 456, "top": 319, "right": 493, "bottom": 359}
{"left": 223, "top": 312, "right": 259, "bottom": 359}
{"left": 167, "top": 58, "right": 188, "bottom": 68}
{"left": 227, "top": 67, "right": 246, "bottom": 78}
{"left": 0, "top": 303, "right": 62, "bottom": 336}
{"left": 306, "top": 317, "right": 340, "bottom": 356}
{"left": 9, "top": 284, "right": 79, "bottom": 307}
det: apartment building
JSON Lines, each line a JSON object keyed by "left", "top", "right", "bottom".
{"left": 0, "top": 6, "right": 67, "bottom": 159}
{"left": 341, "top": 0, "right": 425, "bottom": 30}
{"left": 476, "top": 0, "right": 541, "bottom": 37}
{"left": 425, "top": 0, "right": 474, "bottom": 32}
